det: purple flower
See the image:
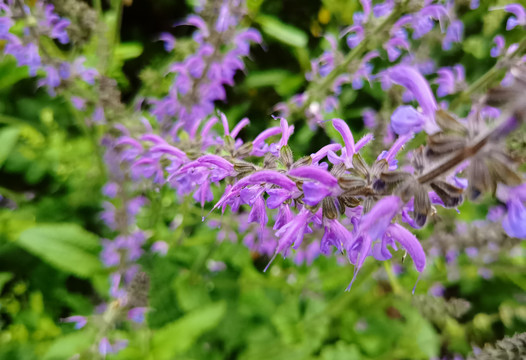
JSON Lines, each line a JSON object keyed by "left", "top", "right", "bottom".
{"left": 502, "top": 198, "right": 526, "bottom": 238}
{"left": 346, "top": 196, "right": 402, "bottom": 289}
{"left": 504, "top": 4, "right": 526, "bottom": 30}
{"left": 429, "top": 283, "right": 445, "bottom": 297}
{"left": 158, "top": 32, "right": 176, "bottom": 52}
{"left": 151, "top": 241, "right": 169, "bottom": 256}
{"left": 385, "top": 65, "right": 437, "bottom": 123}
{"left": 390, "top": 105, "right": 424, "bottom": 135}
{"left": 491, "top": 35, "right": 505, "bottom": 57}
{"left": 128, "top": 307, "right": 148, "bottom": 323}
{"left": 62, "top": 315, "right": 87, "bottom": 329}
{"left": 321, "top": 219, "right": 351, "bottom": 254}
{"left": 265, "top": 207, "right": 314, "bottom": 271}
{"left": 341, "top": 25, "right": 364, "bottom": 49}
{"left": 443, "top": 20, "right": 463, "bottom": 50}
{"left": 330, "top": 118, "right": 373, "bottom": 167}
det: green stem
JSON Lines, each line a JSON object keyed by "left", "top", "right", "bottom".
{"left": 450, "top": 36, "right": 526, "bottom": 111}
{"left": 383, "top": 261, "right": 403, "bottom": 296}
{"left": 93, "top": 0, "right": 102, "bottom": 16}
{"left": 105, "top": 0, "right": 124, "bottom": 76}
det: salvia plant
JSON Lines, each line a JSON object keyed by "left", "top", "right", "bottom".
{"left": 1, "top": 0, "right": 526, "bottom": 359}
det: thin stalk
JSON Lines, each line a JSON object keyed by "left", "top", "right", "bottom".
{"left": 288, "top": 0, "right": 410, "bottom": 121}
{"left": 450, "top": 36, "right": 526, "bottom": 111}
{"left": 383, "top": 261, "right": 403, "bottom": 295}
{"left": 105, "top": 0, "right": 124, "bottom": 76}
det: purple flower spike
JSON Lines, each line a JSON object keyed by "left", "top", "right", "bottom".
{"left": 390, "top": 105, "right": 424, "bottom": 135}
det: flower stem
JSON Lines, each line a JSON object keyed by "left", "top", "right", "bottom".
{"left": 287, "top": 0, "right": 410, "bottom": 121}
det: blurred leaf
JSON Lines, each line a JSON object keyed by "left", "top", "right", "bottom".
{"left": 463, "top": 36, "right": 488, "bottom": 59}
{"left": 0, "top": 127, "right": 20, "bottom": 168}
{"left": 0, "top": 59, "right": 30, "bottom": 91}
{"left": 150, "top": 301, "right": 226, "bottom": 360}
{"left": 173, "top": 272, "right": 212, "bottom": 311}
{"left": 243, "top": 70, "right": 304, "bottom": 96}
{"left": 114, "top": 42, "right": 144, "bottom": 61}
{"left": 318, "top": 341, "right": 362, "bottom": 360}
{"left": 17, "top": 224, "right": 102, "bottom": 278}
{"left": 42, "top": 329, "right": 96, "bottom": 360}
{"left": 0, "top": 272, "right": 13, "bottom": 292}
{"left": 256, "top": 15, "right": 308, "bottom": 47}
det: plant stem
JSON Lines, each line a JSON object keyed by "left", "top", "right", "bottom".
{"left": 384, "top": 261, "right": 403, "bottom": 295}
{"left": 287, "top": 0, "right": 409, "bottom": 121}
{"left": 450, "top": 36, "right": 526, "bottom": 111}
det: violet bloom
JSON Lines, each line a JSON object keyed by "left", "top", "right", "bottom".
{"left": 504, "top": 4, "right": 526, "bottom": 30}
{"left": 158, "top": 32, "right": 176, "bottom": 52}
{"left": 497, "top": 184, "right": 526, "bottom": 239}
{"left": 99, "top": 338, "right": 128, "bottom": 356}
{"left": 346, "top": 196, "right": 403, "bottom": 289}
{"left": 329, "top": 118, "right": 373, "bottom": 168}
{"left": 385, "top": 65, "right": 439, "bottom": 134}
{"left": 390, "top": 105, "right": 424, "bottom": 135}
{"left": 502, "top": 198, "right": 526, "bottom": 238}
{"left": 265, "top": 207, "right": 315, "bottom": 271}
{"left": 288, "top": 166, "right": 340, "bottom": 206}
{"left": 341, "top": 25, "right": 364, "bottom": 49}
{"left": 436, "top": 65, "right": 464, "bottom": 97}
{"left": 128, "top": 307, "right": 148, "bottom": 323}
{"left": 442, "top": 20, "right": 463, "bottom": 50}
{"left": 62, "top": 315, "right": 87, "bottom": 329}
{"left": 412, "top": 4, "right": 448, "bottom": 39}
{"left": 490, "top": 35, "right": 505, "bottom": 57}
{"left": 385, "top": 65, "right": 437, "bottom": 117}
{"left": 363, "top": 109, "right": 377, "bottom": 129}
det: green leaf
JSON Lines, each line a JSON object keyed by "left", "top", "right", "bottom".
{"left": 0, "top": 127, "right": 20, "bottom": 168}
{"left": 17, "top": 224, "right": 102, "bottom": 278}
{"left": 150, "top": 301, "right": 226, "bottom": 359}
{"left": 43, "top": 329, "right": 96, "bottom": 360}
{"left": 114, "top": 42, "right": 144, "bottom": 61}
{"left": 256, "top": 15, "right": 308, "bottom": 47}
{"left": 0, "top": 59, "right": 31, "bottom": 91}
{"left": 463, "top": 36, "right": 488, "bottom": 59}
{"left": 243, "top": 70, "right": 304, "bottom": 96}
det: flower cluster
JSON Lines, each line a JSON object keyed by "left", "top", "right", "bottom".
{"left": 149, "top": 0, "right": 261, "bottom": 132}
{"left": 0, "top": 0, "right": 97, "bottom": 96}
